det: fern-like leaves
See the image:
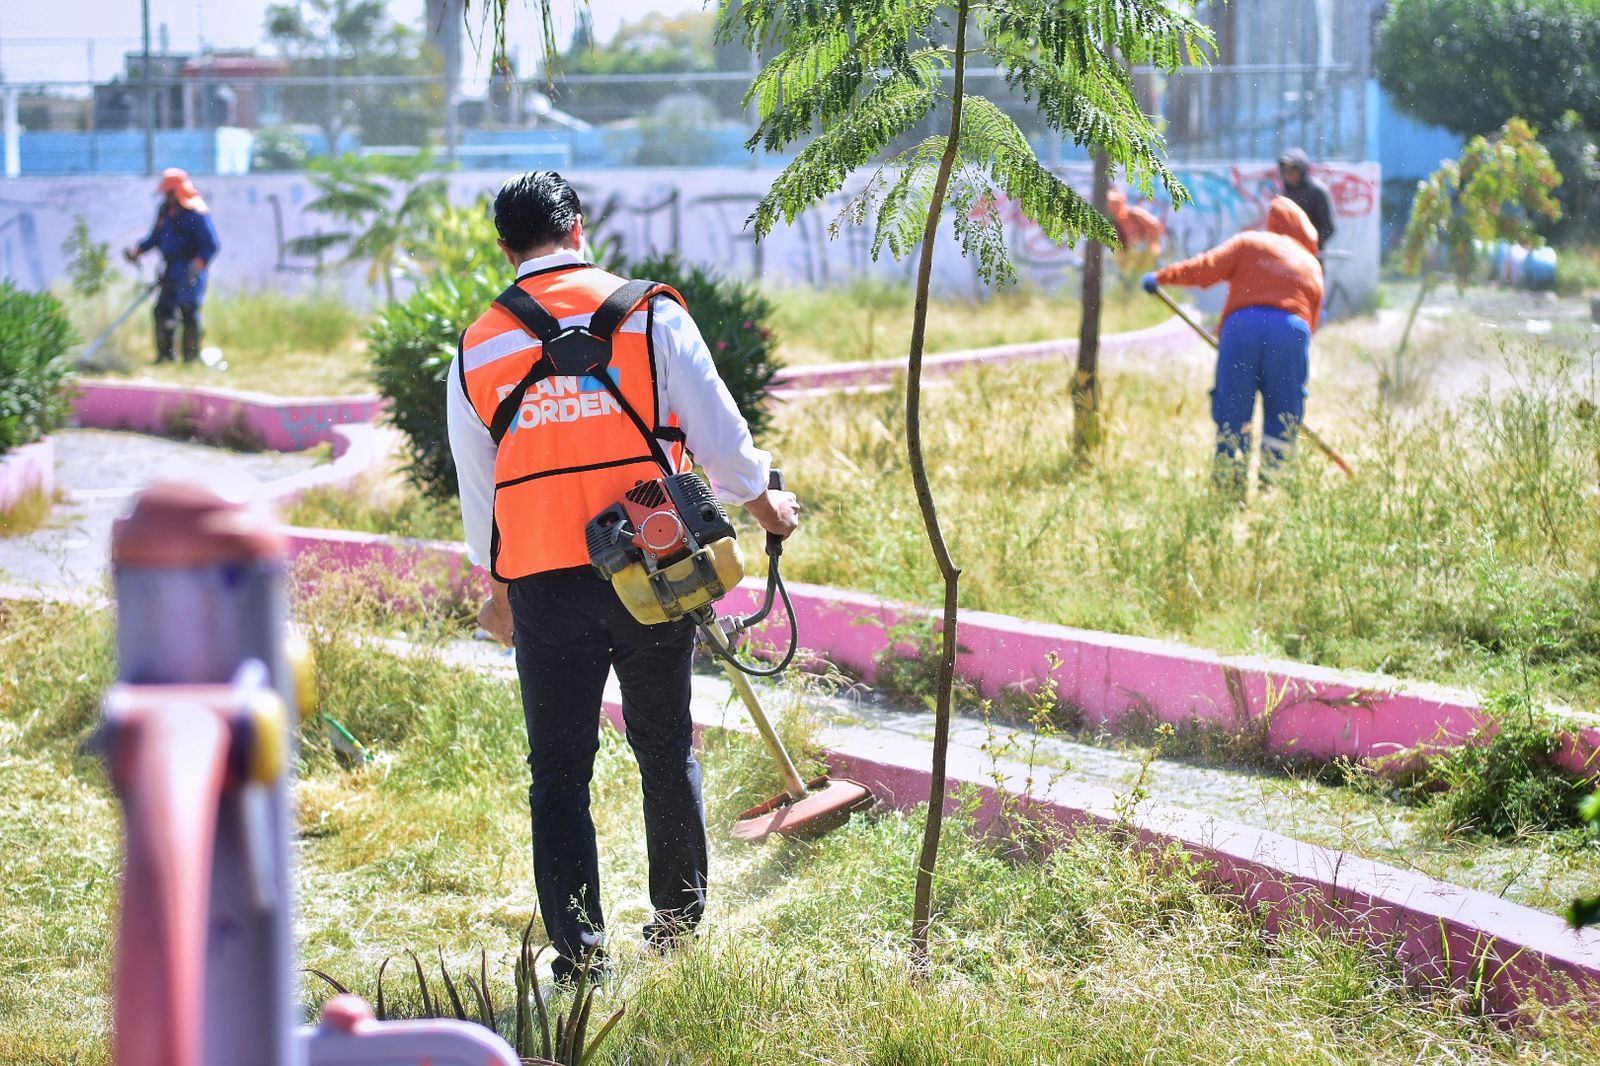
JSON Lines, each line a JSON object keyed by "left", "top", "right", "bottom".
{"left": 740, "top": 0, "right": 1210, "bottom": 281}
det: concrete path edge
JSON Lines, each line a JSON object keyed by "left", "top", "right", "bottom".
{"left": 0, "top": 437, "right": 55, "bottom": 515}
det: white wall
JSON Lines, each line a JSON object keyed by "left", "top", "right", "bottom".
{"left": 0, "top": 162, "right": 1378, "bottom": 311}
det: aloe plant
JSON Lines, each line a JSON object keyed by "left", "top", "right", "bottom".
{"left": 307, "top": 915, "right": 622, "bottom": 1065}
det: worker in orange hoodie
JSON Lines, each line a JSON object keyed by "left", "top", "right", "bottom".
{"left": 1142, "top": 196, "right": 1322, "bottom": 488}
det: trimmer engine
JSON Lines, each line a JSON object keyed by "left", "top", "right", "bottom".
{"left": 586, "top": 472, "right": 744, "bottom": 625}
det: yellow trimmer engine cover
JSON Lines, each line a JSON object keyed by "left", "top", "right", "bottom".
{"left": 586, "top": 472, "right": 745, "bottom": 625}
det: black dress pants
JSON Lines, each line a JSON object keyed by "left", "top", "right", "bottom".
{"left": 508, "top": 566, "right": 707, "bottom": 980}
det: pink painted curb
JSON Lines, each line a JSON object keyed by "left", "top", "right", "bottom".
{"left": 599, "top": 693, "right": 1600, "bottom": 1017}
{"left": 73, "top": 380, "right": 384, "bottom": 452}
{"left": 273, "top": 517, "right": 1600, "bottom": 1015}
{"left": 262, "top": 424, "right": 390, "bottom": 504}
{"left": 279, "top": 527, "right": 1600, "bottom": 776}
{"left": 769, "top": 314, "right": 1196, "bottom": 394}
{"left": 828, "top": 739, "right": 1600, "bottom": 1017}
{"left": 0, "top": 437, "right": 54, "bottom": 515}
{"left": 717, "top": 580, "right": 1600, "bottom": 776}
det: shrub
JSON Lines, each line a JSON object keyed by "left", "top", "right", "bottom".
{"left": 252, "top": 126, "right": 310, "bottom": 172}
{"left": 626, "top": 251, "right": 780, "bottom": 441}
{"left": 1414, "top": 690, "right": 1596, "bottom": 838}
{"left": 369, "top": 270, "right": 504, "bottom": 499}
{"left": 0, "top": 282, "right": 77, "bottom": 455}
{"left": 374, "top": 245, "right": 782, "bottom": 500}
{"left": 61, "top": 215, "right": 112, "bottom": 298}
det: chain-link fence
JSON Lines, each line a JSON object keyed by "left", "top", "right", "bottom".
{"left": 1, "top": 60, "right": 1375, "bottom": 179}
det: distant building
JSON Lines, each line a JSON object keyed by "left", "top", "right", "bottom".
{"left": 91, "top": 51, "right": 285, "bottom": 132}
{"left": 1165, "top": 0, "right": 1383, "bottom": 162}
{"left": 181, "top": 54, "right": 287, "bottom": 129}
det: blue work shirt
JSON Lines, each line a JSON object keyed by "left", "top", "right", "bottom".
{"left": 137, "top": 204, "right": 221, "bottom": 300}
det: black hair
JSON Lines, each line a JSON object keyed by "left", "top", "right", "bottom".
{"left": 493, "top": 171, "right": 583, "bottom": 255}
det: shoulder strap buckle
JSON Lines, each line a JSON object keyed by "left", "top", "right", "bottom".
{"left": 485, "top": 277, "right": 682, "bottom": 475}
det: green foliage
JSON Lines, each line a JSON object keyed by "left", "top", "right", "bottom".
{"left": 724, "top": 0, "right": 1211, "bottom": 281}
{"left": 0, "top": 282, "right": 77, "bottom": 456}
{"left": 1572, "top": 790, "right": 1600, "bottom": 928}
{"left": 263, "top": 0, "right": 442, "bottom": 148}
{"left": 309, "top": 923, "right": 622, "bottom": 1065}
{"left": 561, "top": 9, "right": 718, "bottom": 74}
{"left": 1378, "top": 0, "right": 1600, "bottom": 240}
{"left": 1376, "top": 0, "right": 1600, "bottom": 138}
{"left": 412, "top": 195, "right": 505, "bottom": 283}
{"left": 60, "top": 215, "right": 111, "bottom": 298}
{"left": 284, "top": 482, "right": 465, "bottom": 541}
{"left": 1398, "top": 118, "right": 1564, "bottom": 282}
{"left": 1416, "top": 694, "right": 1594, "bottom": 838}
{"left": 252, "top": 126, "right": 312, "bottom": 172}
{"left": 289, "top": 152, "right": 451, "bottom": 302}
{"left": 368, "top": 269, "right": 505, "bottom": 499}
{"left": 626, "top": 251, "right": 780, "bottom": 442}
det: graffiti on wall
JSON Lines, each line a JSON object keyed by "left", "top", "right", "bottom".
{"left": 0, "top": 162, "right": 1379, "bottom": 312}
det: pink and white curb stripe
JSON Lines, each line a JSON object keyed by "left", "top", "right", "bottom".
{"left": 73, "top": 380, "right": 384, "bottom": 452}
{"left": 281, "top": 527, "right": 1600, "bottom": 1013}
{"left": 769, "top": 314, "right": 1196, "bottom": 396}
{"left": 0, "top": 438, "right": 54, "bottom": 514}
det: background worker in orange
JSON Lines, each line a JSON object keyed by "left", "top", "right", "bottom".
{"left": 1142, "top": 196, "right": 1323, "bottom": 488}
{"left": 445, "top": 171, "right": 800, "bottom": 984}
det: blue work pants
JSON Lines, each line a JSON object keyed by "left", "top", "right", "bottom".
{"left": 1211, "top": 305, "right": 1311, "bottom": 490}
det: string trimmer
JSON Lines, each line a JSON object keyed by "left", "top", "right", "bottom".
{"left": 1151, "top": 284, "right": 1355, "bottom": 479}
{"left": 587, "top": 469, "right": 873, "bottom": 843}
{"left": 79, "top": 278, "right": 160, "bottom": 367}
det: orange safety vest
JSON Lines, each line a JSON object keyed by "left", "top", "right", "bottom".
{"left": 460, "top": 264, "right": 689, "bottom": 579}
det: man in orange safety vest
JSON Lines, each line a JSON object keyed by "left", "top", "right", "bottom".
{"left": 446, "top": 171, "right": 800, "bottom": 983}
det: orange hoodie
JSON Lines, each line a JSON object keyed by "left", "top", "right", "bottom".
{"left": 1154, "top": 196, "right": 1323, "bottom": 331}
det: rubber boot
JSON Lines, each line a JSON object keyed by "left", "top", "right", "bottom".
{"left": 154, "top": 320, "right": 178, "bottom": 364}
{"left": 181, "top": 311, "right": 202, "bottom": 364}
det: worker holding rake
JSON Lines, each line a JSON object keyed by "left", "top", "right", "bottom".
{"left": 1143, "top": 196, "right": 1324, "bottom": 492}
{"left": 446, "top": 171, "right": 800, "bottom": 985}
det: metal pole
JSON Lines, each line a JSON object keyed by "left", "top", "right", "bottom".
{"left": 142, "top": 0, "right": 154, "bottom": 176}
{"left": 2, "top": 87, "right": 19, "bottom": 179}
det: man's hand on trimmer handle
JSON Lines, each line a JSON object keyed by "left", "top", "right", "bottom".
{"left": 744, "top": 480, "right": 801, "bottom": 541}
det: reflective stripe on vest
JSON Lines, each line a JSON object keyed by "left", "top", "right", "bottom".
{"left": 462, "top": 264, "right": 688, "bottom": 579}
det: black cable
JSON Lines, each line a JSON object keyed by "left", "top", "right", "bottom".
{"left": 697, "top": 546, "right": 799, "bottom": 678}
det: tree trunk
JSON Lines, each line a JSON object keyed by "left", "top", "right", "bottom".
{"left": 908, "top": 0, "right": 969, "bottom": 977}
{"left": 1073, "top": 149, "right": 1112, "bottom": 457}
{"left": 1395, "top": 270, "right": 1431, "bottom": 365}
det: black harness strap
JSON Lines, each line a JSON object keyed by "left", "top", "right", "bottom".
{"left": 486, "top": 279, "right": 683, "bottom": 475}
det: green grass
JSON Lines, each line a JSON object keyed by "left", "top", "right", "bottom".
{"left": 769, "top": 275, "right": 1172, "bottom": 366}
{"left": 283, "top": 481, "right": 465, "bottom": 541}
{"left": 63, "top": 279, "right": 372, "bottom": 396}
{"left": 0, "top": 485, "right": 53, "bottom": 537}
{"left": 4, "top": 591, "right": 1599, "bottom": 1063}
{"left": 769, "top": 304, "right": 1600, "bottom": 713}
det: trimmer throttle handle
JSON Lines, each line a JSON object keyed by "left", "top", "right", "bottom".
{"left": 766, "top": 469, "right": 785, "bottom": 558}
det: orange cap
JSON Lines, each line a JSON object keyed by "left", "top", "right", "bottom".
{"left": 157, "top": 168, "right": 208, "bottom": 213}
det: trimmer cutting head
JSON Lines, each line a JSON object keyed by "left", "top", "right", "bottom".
{"left": 731, "top": 775, "right": 875, "bottom": 843}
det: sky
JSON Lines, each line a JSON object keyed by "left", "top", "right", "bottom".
{"left": 0, "top": 0, "right": 706, "bottom": 86}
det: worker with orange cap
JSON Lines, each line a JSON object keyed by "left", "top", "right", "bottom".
{"left": 1142, "top": 196, "right": 1323, "bottom": 491}
{"left": 124, "top": 168, "right": 221, "bottom": 364}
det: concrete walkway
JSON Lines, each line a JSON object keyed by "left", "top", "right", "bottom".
{"left": 399, "top": 633, "right": 1585, "bottom": 916}
{"left": 0, "top": 429, "right": 317, "bottom": 597}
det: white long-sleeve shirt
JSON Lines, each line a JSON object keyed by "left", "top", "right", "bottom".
{"left": 446, "top": 249, "right": 771, "bottom": 568}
